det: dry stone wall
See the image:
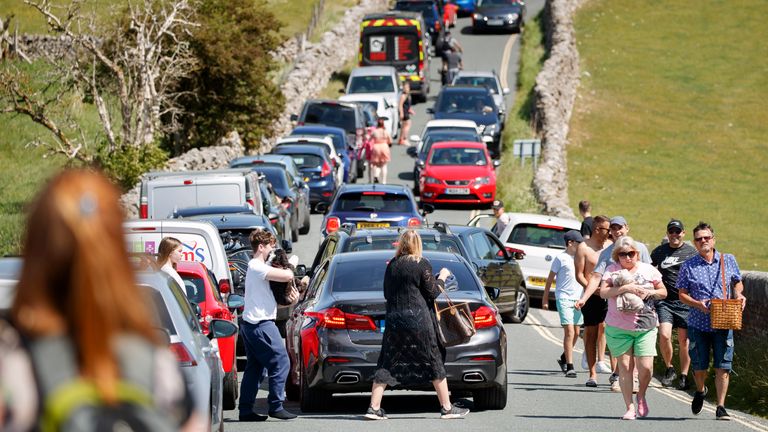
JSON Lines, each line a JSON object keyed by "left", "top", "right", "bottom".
{"left": 740, "top": 271, "right": 768, "bottom": 341}
{"left": 119, "top": 0, "right": 389, "bottom": 217}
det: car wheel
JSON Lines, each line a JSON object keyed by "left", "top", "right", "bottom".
{"left": 299, "top": 208, "right": 311, "bottom": 235}
{"left": 472, "top": 371, "right": 507, "bottom": 410}
{"left": 300, "top": 361, "right": 331, "bottom": 412}
{"left": 291, "top": 218, "right": 299, "bottom": 243}
{"left": 413, "top": 175, "right": 420, "bottom": 196}
{"left": 503, "top": 285, "right": 529, "bottom": 324}
{"left": 222, "top": 369, "right": 238, "bottom": 410}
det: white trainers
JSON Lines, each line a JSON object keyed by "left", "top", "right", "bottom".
{"left": 596, "top": 361, "right": 612, "bottom": 374}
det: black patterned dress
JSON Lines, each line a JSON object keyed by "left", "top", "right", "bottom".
{"left": 373, "top": 255, "right": 447, "bottom": 387}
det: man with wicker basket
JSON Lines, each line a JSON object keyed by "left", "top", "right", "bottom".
{"left": 677, "top": 222, "right": 747, "bottom": 421}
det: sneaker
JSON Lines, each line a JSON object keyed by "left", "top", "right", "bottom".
{"left": 581, "top": 353, "right": 589, "bottom": 371}
{"left": 364, "top": 406, "right": 388, "bottom": 420}
{"left": 677, "top": 374, "right": 690, "bottom": 390}
{"left": 637, "top": 396, "right": 649, "bottom": 418}
{"left": 268, "top": 409, "right": 298, "bottom": 420}
{"left": 611, "top": 379, "right": 621, "bottom": 392}
{"left": 239, "top": 412, "right": 268, "bottom": 422}
{"left": 691, "top": 386, "right": 708, "bottom": 415}
{"left": 716, "top": 405, "right": 731, "bottom": 421}
{"left": 622, "top": 407, "right": 637, "bottom": 420}
{"left": 596, "top": 361, "right": 612, "bottom": 374}
{"left": 557, "top": 357, "right": 567, "bottom": 373}
{"left": 440, "top": 404, "right": 469, "bottom": 419}
{"left": 661, "top": 366, "right": 677, "bottom": 387}
{"left": 585, "top": 378, "right": 598, "bottom": 388}
{"left": 609, "top": 372, "right": 619, "bottom": 385}
{"left": 565, "top": 368, "right": 577, "bottom": 378}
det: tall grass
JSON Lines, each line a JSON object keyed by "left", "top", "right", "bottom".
{"left": 569, "top": 0, "right": 768, "bottom": 269}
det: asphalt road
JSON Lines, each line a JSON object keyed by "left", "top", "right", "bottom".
{"left": 222, "top": 6, "right": 768, "bottom": 431}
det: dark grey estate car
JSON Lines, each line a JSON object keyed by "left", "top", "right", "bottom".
{"left": 284, "top": 250, "right": 508, "bottom": 412}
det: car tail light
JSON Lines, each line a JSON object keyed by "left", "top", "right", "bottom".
{"left": 202, "top": 308, "right": 231, "bottom": 333}
{"left": 435, "top": 21, "right": 441, "bottom": 32}
{"left": 537, "top": 224, "right": 565, "bottom": 230}
{"left": 169, "top": 342, "right": 198, "bottom": 367}
{"left": 407, "top": 217, "right": 421, "bottom": 227}
{"left": 326, "top": 357, "right": 351, "bottom": 363}
{"left": 505, "top": 247, "right": 526, "bottom": 260}
{"left": 325, "top": 216, "right": 341, "bottom": 233}
{"left": 246, "top": 198, "right": 255, "bottom": 207}
{"left": 470, "top": 356, "right": 495, "bottom": 362}
{"left": 305, "top": 308, "right": 376, "bottom": 331}
{"left": 218, "top": 278, "right": 231, "bottom": 294}
{"left": 269, "top": 215, "right": 279, "bottom": 225}
{"left": 472, "top": 306, "right": 498, "bottom": 329}
{"left": 320, "top": 161, "right": 332, "bottom": 177}
{"left": 183, "top": 180, "right": 193, "bottom": 185}
{"left": 139, "top": 203, "right": 148, "bottom": 219}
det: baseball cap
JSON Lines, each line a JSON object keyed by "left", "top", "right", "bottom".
{"left": 563, "top": 230, "right": 584, "bottom": 244}
{"left": 492, "top": 200, "right": 504, "bottom": 210}
{"left": 667, "top": 219, "right": 684, "bottom": 231}
{"left": 609, "top": 216, "right": 627, "bottom": 227}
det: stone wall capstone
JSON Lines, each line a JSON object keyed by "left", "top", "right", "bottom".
{"left": 739, "top": 271, "right": 768, "bottom": 340}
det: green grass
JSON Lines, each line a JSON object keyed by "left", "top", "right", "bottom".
{"left": 569, "top": 0, "right": 768, "bottom": 269}
{"left": 495, "top": 12, "right": 546, "bottom": 213}
{"left": 310, "top": 0, "right": 360, "bottom": 43}
{"left": 265, "top": 0, "right": 323, "bottom": 40}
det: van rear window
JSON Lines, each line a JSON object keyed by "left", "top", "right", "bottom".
{"left": 334, "top": 192, "right": 412, "bottom": 213}
{"left": 507, "top": 223, "right": 568, "bottom": 249}
{"left": 363, "top": 33, "right": 418, "bottom": 63}
{"left": 303, "top": 104, "right": 356, "bottom": 132}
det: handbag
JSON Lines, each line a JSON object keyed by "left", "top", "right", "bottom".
{"left": 709, "top": 253, "right": 743, "bottom": 330}
{"left": 433, "top": 284, "right": 476, "bottom": 347}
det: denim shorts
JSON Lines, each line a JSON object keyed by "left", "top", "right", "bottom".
{"left": 688, "top": 327, "right": 734, "bottom": 371}
{"left": 556, "top": 298, "right": 584, "bottom": 326}
{"left": 655, "top": 299, "right": 689, "bottom": 329}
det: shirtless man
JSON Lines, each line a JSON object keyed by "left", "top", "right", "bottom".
{"left": 573, "top": 215, "right": 612, "bottom": 387}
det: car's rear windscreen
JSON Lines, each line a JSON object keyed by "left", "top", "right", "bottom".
{"left": 143, "top": 286, "right": 178, "bottom": 335}
{"left": 349, "top": 76, "right": 395, "bottom": 93}
{"left": 453, "top": 77, "right": 499, "bottom": 94}
{"left": 508, "top": 223, "right": 568, "bottom": 249}
{"left": 331, "top": 259, "right": 478, "bottom": 293}
{"left": 303, "top": 103, "right": 356, "bottom": 133}
{"left": 333, "top": 192, "right": 412, "bottom": 212}
{"left": 286, "top": 153, "right": 323, "bottom": 169}
{"left": 345, "top": 236, "right": 463, "bottom": 254}
{"left": 362, "top": 32, "right": 419, "bottom": 64}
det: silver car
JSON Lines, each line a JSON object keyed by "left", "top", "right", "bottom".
{"left": 452, "top": 70, "right": 510, "bottom": 122}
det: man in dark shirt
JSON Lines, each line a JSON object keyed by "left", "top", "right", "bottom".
{"left": 442, "top": 46, "right": 463, "bottom": 85}
{"left": 651, "top": 219, "right": 697, "bottom": 390}
{"left": 579, "top": 200, "right": 593, "bottom": 239}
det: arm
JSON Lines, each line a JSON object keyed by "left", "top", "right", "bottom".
{"left": 542, "top": 270, "right": 556, "bottom": 310}
{"left": 575, "top": 271, "right": 601, "bottom": 309}
{"left": 574, "top": 245, "right": 589, "bottom": 288}
{"left": 265, "top": 267, "right": 294, "bottom": 283}
{"left": 679, "top": 287, "right": 709, "bottom": 313}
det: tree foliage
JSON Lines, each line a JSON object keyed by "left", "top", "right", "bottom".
{"left": 175, "top": 0, "right": 285, "bottom": 152}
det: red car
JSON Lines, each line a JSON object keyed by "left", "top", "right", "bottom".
{"left": 419, "top": 141, "right": 499, "bottom": 206}
{"left": 177, "top": 261, "right": 240, "bottom": 410}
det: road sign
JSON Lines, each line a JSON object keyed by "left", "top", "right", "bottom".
{"left": 513, "top": 139, "right": 541, "bottom": 169}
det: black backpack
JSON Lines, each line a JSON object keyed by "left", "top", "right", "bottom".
{"left": 26, "top": 335, "right": 179, "bottom": 432}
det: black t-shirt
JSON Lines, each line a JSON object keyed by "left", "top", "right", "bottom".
{"left": 650, "top": 242, "right": 697, "bottom": 301}
{"left": 580, "top": 216, "right": 593, "bottom": 238}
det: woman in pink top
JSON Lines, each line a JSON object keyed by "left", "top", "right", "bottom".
{"left": 600, "top": 236, "right": 667, "bottom": 420}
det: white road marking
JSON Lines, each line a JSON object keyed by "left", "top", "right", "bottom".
{"left": 499, "top": 33, "right": 519, "bottom": 90}
{"left": 526, "top": 309, "right": 768, "bottom": 431}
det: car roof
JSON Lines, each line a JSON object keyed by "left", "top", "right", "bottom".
{"left": 430, "top": 141, "right": 487, "bottom": 149}
{"left": 363, "top": 11, "right": 423, "bottom": 22}
{"left": 337, "top": 183, "right": 411, "bottom": 194}
{"left": 440, "top": 85, "right": 493, "bottom": 95}
{"left": 455, "top": 70, "right": 498, "bottom": 79}
{"left": 143, "top": 167, "right": 252, "bottom": 180}
{"left": 186, "top": 213, "right": 270, "bottom": 229}
{"left": 176, "top": 260, "right": 209, "bottom": 276}
{"left": 271, "top": 144, "right": 328, "bottom": 157}
{"left": 425, "top": 119, "right": 479, "bottom": 129}
{"left": 339, "top": 94, "right": 387, "bottom": 104}
{"left": 349, "top": 66, "right": 397, "bottom": 76}
{"left": 331, "top": 249, "right": 464, "bottom": 264}
{"left": 504, "top": 212, "right": 581, "bottom": 228}
{"left": 230, "top": 154, "right": 295, "bottom": 167}
{"left": 292, "top": 125, "right": 346, "bottom": 135}
{"left": 277, "top": 135, "right": 333, "bottom": 145}
{"left": 303, "top": 99, "right": 359, "bottom": 109}
{"left": 173, "top": 205, "right": 253, "bottom": 217}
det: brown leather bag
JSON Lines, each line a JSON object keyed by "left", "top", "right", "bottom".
{"left": 433, "top": 284, "right": 476, "bottom": 347}
{"left": 709, "top": 254, "right": 743, "bottom": 330}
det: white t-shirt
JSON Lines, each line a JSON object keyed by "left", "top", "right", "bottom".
{"left": 550, "top": 252, "right": 582, "bottom": 300}
{"left": 160, "top": 263, "right": 185, "bottom": 292}
{"left": 242, "top": 258, "right": 277, "bottom": 324}
{"left": 495, "top": 213, "right": 511, "bottom": 238}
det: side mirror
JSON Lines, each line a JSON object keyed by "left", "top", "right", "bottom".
{"left": 227, "top": 294, "right": 245, "bottom": 310}
{"left": 416, "top": 160, "right": 425, "bottom": 168}
{"left": 485, "top": 286, "right": 501, "bottom": 300}
{"left": 153, "top": 328, "right": 171, "bottom": 346}
{"left": 315, "top": 202, "right": 328, "bottom": 214}
{"left": 420, "top": 203, "right": 435, "bottom": 215}
{"left": 426, "top": 107, "right": 434, "bottom": 114}
{"left": 294, "top": 264, "right": 307, "bottom": 277}
{"left": 502, "top": 87, "right": 510, "bottom": 95}
{"left": 190, "top": 302, "right": 201, "bottom": 318}
{"left": 493, "top": 160, "right": 501, "bottom": 169}
{"left": 281, "top": 239, "right": 293, "bottom": 254}
{"left": 406, "top": 147, "right": 417, "bottom": 158}
{"left": 209, "top": 319, "right": 238, "bottom": 339}
{"left": 409, "top": 135, "right": 421, "bottom": 143}
{"left": 289, "top": 114, "right": 298, "bottom": 122}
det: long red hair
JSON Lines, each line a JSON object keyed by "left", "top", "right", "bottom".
{"left": 12, "top": 169, "right": 157, "bottom": 402}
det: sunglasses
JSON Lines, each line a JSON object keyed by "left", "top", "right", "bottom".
{"left": 667, "top": 229, "right": 682, "bottom": 235}
{"left": 694, "top": 235, "right": 713, "bottom": 242}
{"left": 618, "top": 251, "right": 637, "bottom": 259}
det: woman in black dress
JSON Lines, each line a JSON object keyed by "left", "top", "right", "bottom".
{"left": 397, "top": 81, "right": 414, "bottom": 146}
{"left": 364, "top": 230, "right": 470, "bottom": 420}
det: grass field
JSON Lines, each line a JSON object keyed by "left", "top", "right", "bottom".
{"left": 569, "top": 0, "right": 768, "bottom": 270}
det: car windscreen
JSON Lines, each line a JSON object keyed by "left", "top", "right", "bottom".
{"left": 395, "top": 2, "right": 438, "bottom": 19}
{"left": 453, "top": 77, "right": 499, "bottom": 94}
{"left": 180, "top": 274, "right": 206, "bottom": 305}
{"left": 333, "top": 192, "right": 413, "bottom": 212}
{"left": 142, "top": 286, "right": 177, "bottom": 335}
{"left": 330, "top": 258, "right": 477, "bottom": 293}
{"left": 303, "top": 103, "right": 356, "bottom": 132}
{"left": 478, "top": 0, "right": 519, "bottom": 6}
{"left": 436, "top": 92, "right": 497, "bottom": 113}
{"left": 429, "top": 147, "right": 487, "bottom": 166}
{"left": 349, "top": 76, "right": 395, "bottom": 93}
{"left": 255, "top": 168, "right": 289, "bottom": 193}
{"left": 420, "top": 131, "right": 482, "bottom": 157}
{"left": 285, "top": 153, "right": 323, "bottom": 169}
{"left": 345, "top": 236, "right": 463, "bottom": 254}
{"left": 508, "top": 223, "right": 568, "bottom": 249}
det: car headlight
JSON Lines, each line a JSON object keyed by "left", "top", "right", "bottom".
{"left": 425, "top": 176, "right": 441, "bottom": 185}
{"left": 483, "top": 124, "right": 497, "bottom": 135}
{"left": 473, "top": 13, "right": 484, "bottom": 20}
{"left": 477, "top": 124, "right": 486, "bottom": 133}
{"left": 509, "top": 13, "right": 519, "bottom": 21}
{"left": 475, "top": 177, "right": 491, "bottom": 185}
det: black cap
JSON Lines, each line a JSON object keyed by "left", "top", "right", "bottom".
{"left": 667, "top": 219, "right": 684, "bottom": 231}
{"left": 563, "top": 230, "right": 584, "bottom": 244}
{"left": 492, "top": 199, "right": 504, "bottom": 210}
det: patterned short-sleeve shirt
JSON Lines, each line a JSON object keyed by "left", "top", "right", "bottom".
{"left": 676, "top": 250, "right": 742, "bottom": 332}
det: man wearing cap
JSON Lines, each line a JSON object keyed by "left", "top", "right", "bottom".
{"left": 651, "top": 219, "right": 697, "bottom": 390}
{"left": 492, "top": 200, "right": 510, "bottom": 238}
{"left": 543, "top": 230, "right": 584, "bottom": 378}
{"left": 577, "top": 216, "right": 651, "bottom": 388}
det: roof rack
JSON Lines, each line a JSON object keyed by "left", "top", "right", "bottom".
{"left": 432, "top": 221, "right": 452, "bottom": 234}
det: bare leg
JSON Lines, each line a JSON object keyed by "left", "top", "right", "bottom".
{"left": 597, "top": 322, "right": 608, "bottom": 364}
{"left": 432, "top": 378, "right": 452, "bottom": 411}
{"left": 659, "top": 322, "right": 674, "bottom": 368}
{"left": 678, "top": 328, "right": 691, "bottom": 375}
{"left": 369, "top": 382, "right": 387, "bottom": 410}
{"left": 714, "top": 368, "right": 729, "bottom": 407}
{"left": 617, "top": 352, "right": 634, "bottom": 412}
{"left": 584, "top": 325, "right": 598, "bottom": 380}
{"left": 635, "top": 356, "right": 654, "bottom": 400}
{"left": 693, "top": 370, "right": 708, "bottom": 392}
{"left": 372, "top": 165, "right": 381, "bottom": 182}
{"left": 563, "top": 325, "right": 576, "bottom": 364}
{"left": 399, "top": 120, "right": 412, "bottom": 145}
{"left": 380, "top": 164, "right": 388, "bottom": 184}
{"left": 368, "top": 162, "right": 374, "bottom": 183}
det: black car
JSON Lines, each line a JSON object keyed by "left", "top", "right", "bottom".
{"left": 291, "top": 99, "right": 368, "bottom": 157}
{"left": 406, "top": 127, "right": 484, "bottom": 194}
{"left": 393, "top": 0, "right": 443, "bottom": 41}
{"left": 271, "top": 144, "right": 339, "bottom": 211}
{"left": 310, "top": 223, "right": 528, "bottom": 322}
{"left": 284, "top": 250, "right": 507, "bottom": 412}
{"left": 256, "top": 174, "right": 293, "bottom": 242}
{"left": 428, "top": 86, "right": 503, "bottom": 158}
{"left": 472, "top": 0, "right": 526, "bottom": 33}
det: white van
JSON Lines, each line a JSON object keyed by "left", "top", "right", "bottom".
{"left": 124, "top": 220, "right": 233, "bottom": 295}
{"left": 139, "top": 169, "right": 262, "bottom": 219}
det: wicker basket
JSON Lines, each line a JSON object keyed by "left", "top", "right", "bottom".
{"left": 710, "top": 254, "right": 743, "bottom": 330}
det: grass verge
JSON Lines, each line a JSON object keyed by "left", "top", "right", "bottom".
{"left": 569, "top": 0, "right": 768, "bottom": 269}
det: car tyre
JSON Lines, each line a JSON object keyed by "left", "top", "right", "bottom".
{"left": 503, "top": 285, "right": 529, "bottom": 324}
{"left": 299, "top": 208, "right": 311, "bottom": 235}
{"left": 291, "top": 217, "right": 299, "bottom": 242}
{"left": 222, "top": 369, "right": 238, "bottom": 410}
{"left": 473, "top": 372, "right": 507, "bottom": 410}
{"left": 300, "top": 361, "right": 331, "bottom": 412}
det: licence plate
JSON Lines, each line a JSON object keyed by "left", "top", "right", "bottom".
{"left": 445, "top": 188, "right": 470, "bottom": 195}
{"left": 487, "top": 19, "right": 504, "bottom": 26}
{"left": 357, "top": 222, "right": 390, "bottom": 228}
{"left": 528, "top": 276, "right": 547, "bottom": 287}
